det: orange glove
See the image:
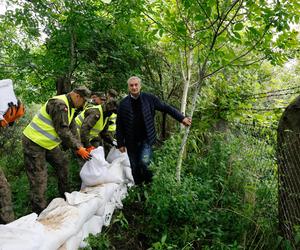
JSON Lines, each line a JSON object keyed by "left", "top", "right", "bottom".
{"left": 14, "top": 101, "right": 25, "bottom": 119}
{"left": 4, "top": 104, "right": 17, "bottom": 123}
{"left": 76, "top": 147, "right": 92, "bottom": 160}
{"left": 0, "top": 118, "right": 8, "bottom": 127}
{"left": 86, "top": 146, "right": 95, "bottom": 153}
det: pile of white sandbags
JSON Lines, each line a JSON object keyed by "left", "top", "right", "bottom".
{"left": 0, "top": 146, "right": 134, "bottom": 250}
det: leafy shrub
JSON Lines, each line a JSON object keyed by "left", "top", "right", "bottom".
{"left": 142, "top": 128, "right": 278, "bottom": 249}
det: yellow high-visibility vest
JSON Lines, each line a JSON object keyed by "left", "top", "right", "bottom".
{"left": 108, "top": 113, "right": 117, "bottom": 132}
{"left": 23, "top": 95, "right": 75, "bottom": 150}
{"left": 75, "top": 105, "right": 108, "bottom": 140}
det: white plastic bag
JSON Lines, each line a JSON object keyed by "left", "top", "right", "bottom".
{"left": 39, "top": 197, "right": 103, "bottom": 250}
{"left": 79, "top": 215, "right": 104, "bottom": 248}
{"left": 103, "top": 202, "right": 116, "bottom": 226}
{"left": 0, "top": 79, "right": 18, "bottom": 118}
{"left": 106, "top": 146, "right": 123, "bottom": 163}
{"left": 65, "top": 191, "right": 98, "bottom": 205}
{"left": 0, "top": 213, "right": 45, "bottom": 250}
{"left": 80, "top": 147, "right": 122, "bottom": 186}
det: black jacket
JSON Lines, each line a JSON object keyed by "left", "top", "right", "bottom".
{"left": 116, "top": 92, "right": 185, "bottom": 149}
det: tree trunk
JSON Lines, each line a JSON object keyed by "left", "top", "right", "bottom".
{"left": 179, "top": 46, "right": 193, "bottom": 131}
{"left": 176, "top": 75, "right": 203, "bottom": 182}
{"left": 56, "top": 26, "right": 77, "bottom": 95}
{"left": 56, "top": 76, "right": 72, "bottom": 95}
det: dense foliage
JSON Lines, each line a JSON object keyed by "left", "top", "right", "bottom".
{"left": 0, "top": 0, "right": 300, "bottom": 249}
{"left": 83, "top": 128, "right": 280, "bottom": 249}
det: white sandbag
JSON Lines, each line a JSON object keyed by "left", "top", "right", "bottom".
{"left": 90, "top": 146, "right": 109, "bottom": 166}
{"left": 38, "top": 199, "right": 80, "bottom": 250}
{"left": 96, "top": 204, "right": 106, "bottom": 217}
{"left": 39, "top": 196, "right": 103, "bottom": 250}
{"left": 0, "top": 213, "right": 46, "bottom": 250}
{"left": 81, "top": 183, "right": 120, "bottom": 216}
{"left": 107, "top": 147, "right": 130, "bottom": 166}
{"left": 106, "top": 146, "right": 123, "bottom": 163}
{"left": 65, "top": 191, "right": 98, "bottom": 205}
{"left": 59, "top": 230, "right": 83, "bottom": 250}
{"left": 80, "top": 155, "right": 123, "bottom": 186}
{"left": 0, "top": 79, "right": 18, "bottom": 117}
{"left": 81, "top": 183, "right": 119, "bottom": 204}
{"left": 93, "top": 183, "right": 119, "bottom": 216}
{"left": 121, "top": 154, "right": 131, "bottom": 167}
{"left": 124, "top": 166, "right": 134, "bottom": 185}
{"left": 103, "top": 202, "right": 116, "bottom": 226}
{"left": 108, "top": 157, "right": 126, "bottom": 182}
{"left": 79, "top": 215, "right": 104, "bottom": 248}
{"left": 111, "top": 184, "right": 128, "bottom": 209}
{"left": 108, "top": 154, "right": 134, "bottom": 185}
{"left": 107, "top": 148, "right": 133, "bottom": 183}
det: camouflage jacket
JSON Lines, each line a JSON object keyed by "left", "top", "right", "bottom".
{"left": 80, "top": 107, "right": 113, "bottom": 148}
{"left": 46, "top": 94, "right": 81, "bottom": 150}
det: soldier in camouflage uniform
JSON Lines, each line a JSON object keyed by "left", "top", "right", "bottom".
{"left": 22, "top": 86, "right": 92, "bottom": 214}
{"left": 0, "top": 169, "right": 14, "bottom": 224}
{"left": 81, "top": 91, "right": 108, "bottom": 148}
{"left": 91, "top": 91, "right": 106, "bottom": 106}
{"left": 104, "top": 89, "right": 118, "bottom": 155}
{"left": 75, "top": 99, "right": 118, "bottom": 153}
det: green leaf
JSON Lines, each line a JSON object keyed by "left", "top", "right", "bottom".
{"left": 161, "top": 234, "right": 167, "bottom": 244}
{"left": 233, "top": 31, "right": 241, "bottom": 40}
{"left": 159, "top": 29, "right": 163, "bottom": 37}
{"left": 234, "top": 23, "right": 244, "bottom": 31}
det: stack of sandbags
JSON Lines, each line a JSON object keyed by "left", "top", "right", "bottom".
{"left": 0, "top": 146, "right": 134, "bottom": 250}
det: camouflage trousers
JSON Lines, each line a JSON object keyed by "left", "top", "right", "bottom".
{"left": 0, "top": 169, "right": 14, "bottom": 224}
{"left": 22, "top": 136, "right": 70, "bottom": 214}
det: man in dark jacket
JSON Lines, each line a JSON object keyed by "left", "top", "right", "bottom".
{"left": 116, "top": 76, "right": 191, "bottom": 185}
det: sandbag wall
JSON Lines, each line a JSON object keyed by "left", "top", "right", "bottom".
{"left": 0, "top": 147, "right": 134, "bottom": 250}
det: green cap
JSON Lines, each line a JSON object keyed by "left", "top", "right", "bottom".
{"left": 92, "top": 91, "right": 106, "bottom": 100}
{"left": 108, "top": 89, "right": 118, "bottom": 98}
{"left": 73, "top": 86, "right": 91, "bottom": 100}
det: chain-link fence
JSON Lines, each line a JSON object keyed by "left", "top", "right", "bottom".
{"left": 228, "top": 122, "right": 278, "bottom": 249}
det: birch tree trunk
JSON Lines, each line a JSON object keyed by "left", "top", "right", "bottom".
{"left": 176, "top": 78, "right": 204, "bottom": 182}
{"left": 176, "top": 70, "right": 205, "bottom": 183}
{"left": 180, "top": 47, "right": 193, "bottom": 117}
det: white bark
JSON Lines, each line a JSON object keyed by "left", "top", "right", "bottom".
{"left": 176, "top": 76, "right": 203, "bottom": 182}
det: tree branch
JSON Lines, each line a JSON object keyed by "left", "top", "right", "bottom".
{"left": 218, "top": 0, "right": 243, "bottom": 36}
{"left": 204, "top": 25, "right": 271, "bottom": 78}
{"left": 142, "top": 11, "right": 185, "bottom": 42}
{"left": 231, "top": 56, "right": 266, "bottom": 67}
{"left": 195, "top": 0, "right": 217, "bottom": 33}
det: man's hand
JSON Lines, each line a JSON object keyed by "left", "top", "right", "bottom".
{"left": 112, "top": 140, "right": 118, "bottom": 147}
{"left": 76, "top": 147, "right": 92, "bottom": 160}
{"left": 182, "top": 117, "right": 192, "bottom": 127}
{"left": 118, "top": 146, "right": 126, "bottom": 153}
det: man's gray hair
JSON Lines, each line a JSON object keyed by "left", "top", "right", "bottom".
{"left": 127, "top": 76, "right": 141, "bottom": 85}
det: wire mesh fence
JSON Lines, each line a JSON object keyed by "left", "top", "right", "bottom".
{"left": 230, "top": 113, "right": 300, "bottom": 249}
{"left": 228, "top": 122, "right": 278, "bottom": 249}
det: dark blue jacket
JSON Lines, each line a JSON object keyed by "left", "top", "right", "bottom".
{"left": 116, "top": 92, "right": 185, "bottom": 149}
